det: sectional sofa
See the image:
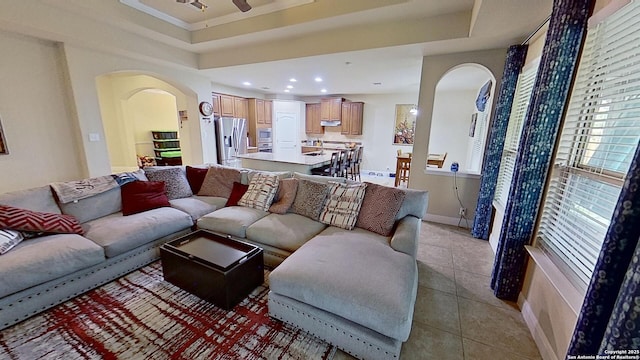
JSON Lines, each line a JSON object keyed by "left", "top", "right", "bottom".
{"left": 0, "top": 165, "right": 428, "bottom": 360}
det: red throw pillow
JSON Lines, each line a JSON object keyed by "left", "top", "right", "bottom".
{"left": 0, "top": 205, "right": 84, "bottom": 235}
{"left": 186, "top": 166, "right": 209, "bottom": 194}
{"left": 225, "top": 182, "right": 249, "bottom": 207}
{"left": 121, "top": 181, "right": 170, "bottom": 216}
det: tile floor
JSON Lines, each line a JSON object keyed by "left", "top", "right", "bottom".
{"left": 333, "top": 221, "right": 541, "bottom": 360}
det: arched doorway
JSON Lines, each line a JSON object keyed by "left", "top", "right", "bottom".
{"left": 95, "top": 72, "right": 202, "bottom": 173}
{"left": 428, "top": 64, "right": 496, "bottom": 173}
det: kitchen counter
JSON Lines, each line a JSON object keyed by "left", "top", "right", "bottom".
{"left": 237, "top": 151, "right": 333, "bottom": 174}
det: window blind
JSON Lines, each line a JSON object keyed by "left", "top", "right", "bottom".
{"left": 494, "top": 63, "right": 539, "bottom": 208}
{"left": 536, "top": 0, "right": 640, "bottom": 292}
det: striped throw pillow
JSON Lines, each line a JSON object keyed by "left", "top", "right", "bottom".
{"left": 319, "top": 182, "right": 367, "bottom": 230}
{"left": 238, "top": 173, "right": 279, "bottom": 211}
{"left": 0, "top": 205, "right": 84, "bottom": 235}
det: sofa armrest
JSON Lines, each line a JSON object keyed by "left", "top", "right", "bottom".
{"left": 390, "top": 215, "right": 421, "bottom": 258}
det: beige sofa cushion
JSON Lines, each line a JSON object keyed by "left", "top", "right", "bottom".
{"left": 0, "top": 234, "right": 105, "bottom": 298}
{"left": 197, "top": 206, "right": 269, "bottom": 238}
{"left": 0, "top": 186, "right": 61, "bottom": 214}
{"left": 269, "top": 226, "right": 417, "bottom": 342}
{"left": 246, "top": 213, "right": 327, "bottom": 253}
{"left": 82, "top": 207, "right": 192, "bottom": 258}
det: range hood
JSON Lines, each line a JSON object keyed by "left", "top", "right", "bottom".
{"left": 320, "top": 120, "right": 341, "bottom": 127}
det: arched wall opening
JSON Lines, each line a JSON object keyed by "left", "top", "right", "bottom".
{"left": 429, "top": 63, "right": 496, "bottom": 174}
{"left": 95, "top": 72, "right": 204, "bottom": 173}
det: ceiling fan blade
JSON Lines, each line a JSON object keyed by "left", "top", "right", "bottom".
{"left": 232, "top": 0, "right": 252, "bottom": 12}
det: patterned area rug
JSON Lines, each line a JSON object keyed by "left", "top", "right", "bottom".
{"left": 0, "top": 262, "right": 336, "bottom": 360}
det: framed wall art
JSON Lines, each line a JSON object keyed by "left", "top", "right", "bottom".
{"left": 393, "top": 104, "right": 417, "bottom": 145}
{"left": 0, "top": 117, "right": 8, "bottom": 155}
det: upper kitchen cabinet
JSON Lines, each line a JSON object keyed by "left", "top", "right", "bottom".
{"left": 341, "top": 102, "right": 364, "bottom": 135}
{"left": 219, "top": 94, "right": 235, "bottom": 117}
{"left": 320, "top": 97, "right": 344, "bottom": 121}
{"left": 248, "top": 98, "right": 273, "bottom": 147}
{"left": 234, "top": 97, "right": 249, "bottom": 119}
{"left": 264, "top": 100, "right": 272, "bottom": 125}
{"left": 305, "top": 103, "right": 323, "bottom": 134}
{"left": 212, "top": 93, "right": 221, "bottom": 116}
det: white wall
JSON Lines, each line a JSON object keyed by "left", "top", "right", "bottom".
{"left": 131, "top": 90, "right": 179, "bottom": 159}
{"left": 0, "top": 31, "right": 85, "bottom": 193}
{"left": 429, "top": 89, "right": 477, "bottom": 170}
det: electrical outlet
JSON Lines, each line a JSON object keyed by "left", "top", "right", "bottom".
{"left": 459, "top": 207, "right": 466, "bottom": 216}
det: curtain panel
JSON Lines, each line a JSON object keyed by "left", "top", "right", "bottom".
{"left": 490, "top": 0, "right": 595, "bottom": 300}
{"left": 471, "top": 45, "right": 528, "bottom": 240}
{"left": 568, "top": 141, "right": 640, "bottom": 355}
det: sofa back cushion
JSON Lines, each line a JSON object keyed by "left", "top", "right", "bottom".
{"left": 396, "top": 187, "right": 429, "bottom": 220}
{"left": 0, "top": 186, "right": 61, "bottom": 214}
{"left": 355, "top": 182, "right": 406, "bottom": 236}
{"left": 59, "top": 187, "right": 123, "bottom": 224}
{"left": 198, "top": 166, "right": 242, "bottom": 198}
{"left": 290, "top": 179, "right": 331, "bottom": 221}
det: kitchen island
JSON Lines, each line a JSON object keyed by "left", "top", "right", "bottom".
{"left": 237, "top": 151, "right": 333, "bottom": 174}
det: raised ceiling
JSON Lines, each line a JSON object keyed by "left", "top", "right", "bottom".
{"left": 0, "top": 0, "right": 553, "bottom": 96}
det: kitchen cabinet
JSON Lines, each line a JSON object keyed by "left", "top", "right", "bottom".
{"left": 212, "top": 93, "right": 221, "bottom": 116}
{"left": 305, "top": 103, "right": 323, "bottom": 134}
{"left": 234, "top": 97, "right": 248, "bottom": 119}
{"left": 341, "top": 102, "right": 364, "bottom": 135}
{"left": 320, "top": 97, "right": 344, "bottom": 121}
{"left": 264, "top": 100, "right": 272, "bottom": 125}
{"left": 219, "top": 94, "right": 235, "bottom": 117}
{"left": 248, "top": 98, "right": 273, "bottom": 147}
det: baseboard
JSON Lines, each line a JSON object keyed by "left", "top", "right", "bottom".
{"left": 423, "top": 213, "right": 471, "bottom": 229}
{"left": 518, "top": 293, "right": 558, "bottom": 360}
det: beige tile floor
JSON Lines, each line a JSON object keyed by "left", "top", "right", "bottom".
{"left": 333, "top": 221, "right": 541, "bottom": 360}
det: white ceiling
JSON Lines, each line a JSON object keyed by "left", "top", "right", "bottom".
{"left": 2, "top": 0, "right": 553, "bottom": 97}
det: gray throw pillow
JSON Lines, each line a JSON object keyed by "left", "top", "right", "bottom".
{"left": 145, "top": 167, "right": 193, "bottom": 200}
{"left": 290, "top": 179, "right": 331, "bottom": 221}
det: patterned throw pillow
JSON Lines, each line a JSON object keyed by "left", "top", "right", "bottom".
{"left": 319, "top": 182, "right": 367, "bottom": 230}
{"left": 145, "top": 167, "right": 193, "bottom": 200}
{"left": 355, "top": 182, "right": 407, "bottom": 236}
{"left": 238, "top": 173, "right": 279, "bottom": 211}
{"left": 198, "top": 167, "right": 242, "bottom": 198}
{"left": 0, "top": 205, "right": 84, "bottom": 235}
{"left": 269, "top": 178, "right": 299, "bottom": 214}
{"left": 225, "top": 182, "right": 249, "bottom": 207}
{"left": 186, "top": 166, "right": 209, "bottom": 194}
{"left": 290, "top": 179, "right": 331, "bottom": 221}
{"left": 121, "top": 181, "right": 171, "bottom": 216}
{"left": 0, "top": 229, "right": 24, "bottom": 255}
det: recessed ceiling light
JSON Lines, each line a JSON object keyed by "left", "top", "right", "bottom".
{"left": 286, "top": 85, "right": 293, "bottom": 89}
{"left": 289, "top": 78, "right": 297, "bottom": 82}
{"left": 242, "top": 81, "right": 251, "bottom": 86}
{"left": 320, "top": 89, "right": 327, "bottom": 93}
{"left": 284, "top": 89, "right": 290, "bottom": 93}
{"left": 261, "top": 86, "right": 270, "bottom": 90}
{"left": 315, "top": 77, "right": 323, "bottom": 82}
{"left": 373, "top": 82, "right": 382, "bottom": 85}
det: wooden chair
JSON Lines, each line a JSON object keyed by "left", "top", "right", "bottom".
{"left": 348, "top": 147, "right": 362, "bottom": 181}
{"left": 395, "top": 153, "right": 411, "bottom": 187}
{"left": 311, "top": 152, "right": 340, "bottom": 177}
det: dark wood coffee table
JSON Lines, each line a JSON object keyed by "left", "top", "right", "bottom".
{"left": 160, "top": 230, "right": 264, "bottom": 310}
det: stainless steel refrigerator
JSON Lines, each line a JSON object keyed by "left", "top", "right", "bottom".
{"left": 214, "top": 117, "right": 248, "bottom": 167}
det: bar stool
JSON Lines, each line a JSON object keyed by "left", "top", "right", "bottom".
{"left": 311, "top": 152, "right": 340, "bottom": 177}
{"left": 395, "top": 153, "right": 411, "bottom": 187}
{"left": 348, "top": 146, "right": 362, "bottom": 181}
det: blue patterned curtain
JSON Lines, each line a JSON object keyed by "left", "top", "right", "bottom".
{"left": 490, "top": 0, "right": 595, "bottom": 300}
{"left": 471, "top": 45, "right": 528, "bottom": 240}
{"left": 568, "top": 141, "right": 640, "bottom": 355}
